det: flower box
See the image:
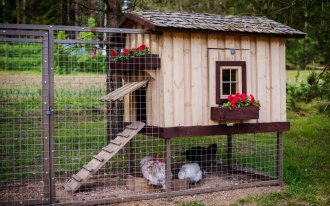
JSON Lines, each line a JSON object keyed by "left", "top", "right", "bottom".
{"left": 110, "top": 54, "right": 160, "bottom": 72}
{"left": 211, "top": 106, "right": 259, "bottom": 121}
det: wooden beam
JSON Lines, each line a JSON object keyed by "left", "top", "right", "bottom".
{"left": 143, "top": 122, "right": 290, "bottom": 139}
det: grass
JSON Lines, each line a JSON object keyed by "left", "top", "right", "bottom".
{"left": 286, "top": 69, "right": 322, "bottom": 84}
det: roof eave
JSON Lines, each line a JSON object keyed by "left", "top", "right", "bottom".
{"left": 120, "top": 13, "right": 156, "bottom": 31}
{"left": 152, "top": 25, "right": 306, "bottom": 39}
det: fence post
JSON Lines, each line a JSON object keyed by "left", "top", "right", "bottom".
{"left": 48, "top": 28, "right": 56, "bottom": 203}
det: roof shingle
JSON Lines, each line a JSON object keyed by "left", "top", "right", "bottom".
{"left": 125, "top": 11, "right": 305, "bottom": 38}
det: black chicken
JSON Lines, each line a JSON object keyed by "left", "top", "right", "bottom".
{"left": 184, "top": 143, "right": 217, "bottom": 166}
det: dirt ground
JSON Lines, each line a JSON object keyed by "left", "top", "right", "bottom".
{"left": 113, "top": 186, "right": 283, "bottom": 206}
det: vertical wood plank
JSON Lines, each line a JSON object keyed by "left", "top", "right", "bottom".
{"left": 217, "top": 35, "right": 225, "bottom": 60}
{"left": 162, "top": 32, "right": 174, "bottom": 127}
{"left": 190, "top": 33, "right": 203, "bottom": 125}
{"left": 234, "top": 36, "right": 242, "bottom": 60}
{"left": 148, "top": 34, "right": 160, "bottom": 126}
{"left": 256, "top": 37, "right": 267, "bottom": 122}
{"left": 208, "top": 34, "right": 218, "bottom": 108}
{"left": 279, "top": 39, "right": 286, "bottom": 122}
{"left": 241, "top": 36, "right": 257, "bottom": 123}
{"left": 130, "top": 24, "right": 137, "bottom": 48}
{"left": 265, "top": 37, "right": 271, "bottom": 122}
{"left": 201, "top": 34, "right": 209, "bottom": 125}
{"left": 183, "top": 33, "right": 192, "bottom": 126}
{"left": 173, "top": 32, "right": 185, "bottom": 126}
{"left": 136, "top": 24, "right": 143, "bottom": 46}
{"left": 225, "top": 35, "right": 235, "bottom": 60}
{"left": 270, "top": 38, "right": 281, "bottom": 122}
{"left": 250, "top": 37, "right": 257, "bottom": 97}
{"left": 158, "top": 35, "right": 165, "bottom": 127}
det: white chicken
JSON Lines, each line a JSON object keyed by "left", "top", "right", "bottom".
{"left": 178, "top": 163, "right": 203, "bottom": 183}
{"left": 140, "top": 156, "right": 166, "bottom": 189}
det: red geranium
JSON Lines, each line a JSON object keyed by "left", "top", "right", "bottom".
{"left": 111, "top": 43, "right": 150, "bottom": 62}
{"left": 222, "top": 93, "right": 260, "bottom": 110}
{"left": 110, "top": 50, "right": 116, "bottom": 57}
{"left": 250, "top": 94, "right": 255, "bottom": 104}
{"left": 138, "top": 44, "right": 146, "bottom": 51}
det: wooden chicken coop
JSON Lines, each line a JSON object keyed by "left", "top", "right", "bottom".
{"left": 76, "top": 11, "right": 304, "bottom": 203}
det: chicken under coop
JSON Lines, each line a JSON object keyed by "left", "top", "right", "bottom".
{"left": 58, "top": 132, "right": 280, "bottom": 203}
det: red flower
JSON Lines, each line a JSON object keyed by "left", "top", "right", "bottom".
{"left": 138, "top": 44, "right": 146, "bottom": 51}
{"left": 231, "top": 101, "right": 236, "bottom": 109}
{"left": 110, "top": 50, "right": 116, "bottom": 57}
{"left": 241, "top": 93, "right": 247, "bottom": 102}
{"left": 121, "top": 48, "right": 128, "bottom": 55}
{"left": 250, "top": 94, "right": 255, "bottom": 104}
{"left": 228, "top": 95, "right": 233, "bottom": 101}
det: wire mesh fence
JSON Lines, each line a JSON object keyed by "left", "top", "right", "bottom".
{"left": 0, "top": 25, "right": 282, "bottom": 205}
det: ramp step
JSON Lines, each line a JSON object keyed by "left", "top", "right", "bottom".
{"left": 72, "top": 174, "right": 83, "bottom": 182}
{"left": 64, "top": 184, "right": 72, "bottom": 192}
{"left": 126, "top": 122, "right": 140, "bottom": 130}
{"left": 83, "top": 165, "right": 94, "bottom": 172}
{"left": 110, "top": 139, "right": 122, "bottom": 146}
{"left": 93, "top": 155, "right": 105, "bottom": 162}
{"left": 102, "top": 147, "right": 114, "bottom": 153}
{"left": 117, "top": 132, "right": 129, "bottom": 138}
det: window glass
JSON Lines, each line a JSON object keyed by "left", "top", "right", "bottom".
{"left": 221, "top": 67, "right": 239, "bottom": 97}
{"left": 231, "top": 69, "right": 237, "bottom": 81}
{"left": 223, "top": 83, "right": 230, "bottom": 95}
{"left": 222, "top": 69, "right": 230, "bottom": 81}
{"left": 231, "top": 82, "right": 237, "bottom": 94}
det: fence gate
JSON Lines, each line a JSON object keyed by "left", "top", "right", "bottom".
{"left": 0, "top": 24, "right": 152, "bottom": 205}
{"left": 0, "top": 29, "right": 53, "bottom": 205}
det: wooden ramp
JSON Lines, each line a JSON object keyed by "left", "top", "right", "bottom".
{"left": 64, "top": 121, "right": 145, "bottom": 193}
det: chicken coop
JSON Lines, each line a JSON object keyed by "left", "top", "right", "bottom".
{"left": 0, "top": 11, "right": 305, "bottom": 205}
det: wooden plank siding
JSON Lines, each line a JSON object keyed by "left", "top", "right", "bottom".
{"left": 173, "top": 32, "right": 185, "bottom": 126}
{"left": 122, "top": 27, "right": 287, "bottom": 127}
{"left": 183, "top": 33, "right": 192, "bottom": 126}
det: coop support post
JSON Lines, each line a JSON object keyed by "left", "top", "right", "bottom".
{"left": 227, "top": 134, "right": 233, "bottom": 171}
{"left": 277, "top": 132, "right": 283, "bottom": 186}
{"left": 165, "top": 139, "right": 172, "bottom": 198}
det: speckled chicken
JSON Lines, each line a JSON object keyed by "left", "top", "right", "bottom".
{"left": 178, "top": 163, "right": 203, "bottom": 183}
{"left": 140, "top": 156, "right": 166, "bottom": 189}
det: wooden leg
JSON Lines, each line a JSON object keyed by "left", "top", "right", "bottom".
{"left": 277, "top": 132, "right": 283, "bottom": 186}
{"left": 227, "top": 134, "right": 233, "bottom": 171}
{"left": 165, "top": 139, "right": 172, "bottom": 199}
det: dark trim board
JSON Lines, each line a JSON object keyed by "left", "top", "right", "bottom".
{"left": 143, "top": 122, "right": 290, "bottom": 139}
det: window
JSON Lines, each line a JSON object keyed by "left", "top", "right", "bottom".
{"left": 216, "top": 61, "right": 246, "bottom": 104}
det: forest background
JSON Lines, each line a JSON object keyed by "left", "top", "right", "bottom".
{"left": 0, "top": 0, "right": 329, "bottom": 69}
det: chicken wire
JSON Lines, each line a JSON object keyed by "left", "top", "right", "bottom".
{"left": 0, "top": 25, "right": 282, "bottom": 206}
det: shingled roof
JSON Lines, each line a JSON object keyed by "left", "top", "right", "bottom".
{"left": 123, "top": 11, "right": 305, "bottom": 38}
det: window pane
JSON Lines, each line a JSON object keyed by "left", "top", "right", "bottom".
{"left": 222, "top": 69, "right": 230, "bottom": 81}
{"left": 231, "top": 83, "right": 237, "bottom": 94}
{"left": 231, "top": 69, "right": 237, "bottom": 81}
{"left": 223, "top": 83, "right": 230, "bottom": 95}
